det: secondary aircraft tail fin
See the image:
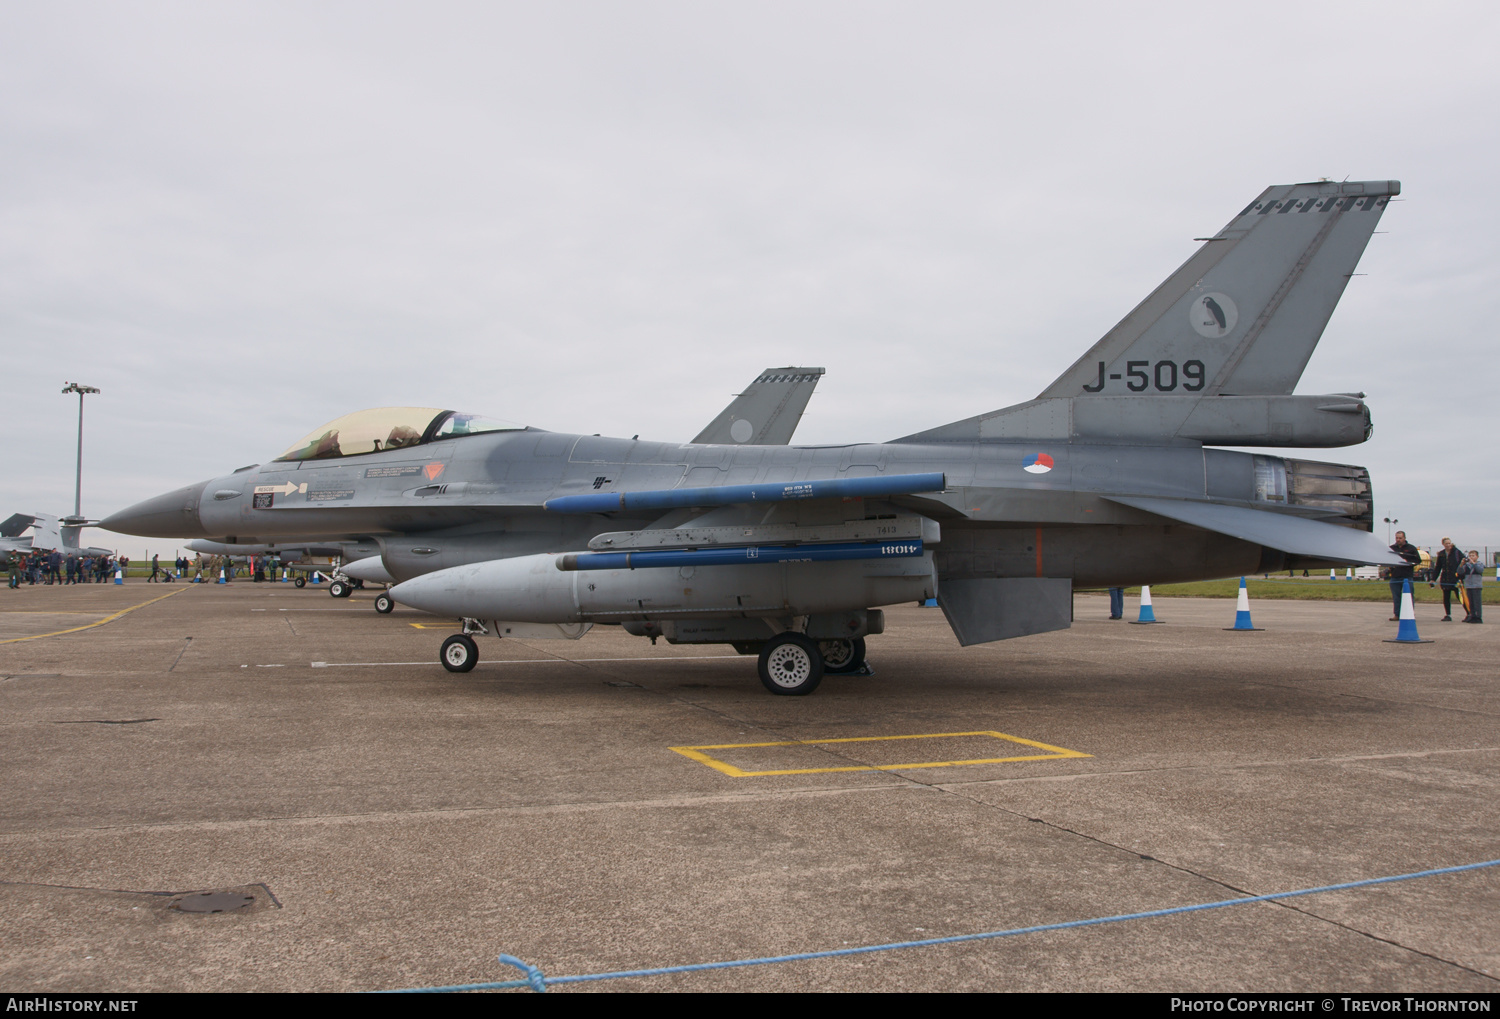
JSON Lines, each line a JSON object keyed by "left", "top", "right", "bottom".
{"left": 901, "top": 180, "right": 1397, "bottom": 446}
{"left": 693, "top": 367, "right": 824, "bottom": 445}
{"left": 29, "top": 513, "right": 62, "bottom": 552}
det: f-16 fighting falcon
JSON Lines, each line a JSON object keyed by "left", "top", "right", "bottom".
{"left": 105, "top": 180, "right": 1408, "bottom": 695}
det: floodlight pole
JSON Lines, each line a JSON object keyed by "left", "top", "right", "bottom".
{"left": 61, "top": 382, "right": 100, "bottom": 524}
{"left": 1383, "top": 515, "right": 1398, "bottom": 544}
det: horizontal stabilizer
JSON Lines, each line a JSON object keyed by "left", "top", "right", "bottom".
{"left": 937, "top": 578, "right": 1073, "bottom": 646}
{"left": 693, "top": 367, "right": 824, "bottom": 445}
{"left": 1104, "top": 496, "right": 1403, "bottom": 565}
{"left": 546, "top": 472, "right": 946, "bottom": 514}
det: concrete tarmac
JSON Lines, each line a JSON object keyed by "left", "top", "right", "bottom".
{"left": 2, "top": 581, "right": 1497, "bottom": 992}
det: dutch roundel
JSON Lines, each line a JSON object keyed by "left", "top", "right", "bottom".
{"left": 1022, "top": 453, "right": 1054, "bottom": 474}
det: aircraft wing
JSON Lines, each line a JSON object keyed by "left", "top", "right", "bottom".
{"left": 1104, "top": 496, "right": 1405, "bottom": 566}
{"left": 692, "top": 367, "right": 823, "bottom": 445}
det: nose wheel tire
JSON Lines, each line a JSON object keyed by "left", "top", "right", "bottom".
{"left": 329, "top": 580, "right": 349, "bottom": 598}
{"left": 374, "top": 593, "right": 394, "bottom": 614}
{"left": 441, "top": 634, "right": 478, "bottom": 673}
{"left": 758, "top": 633, "right": 824, "bottom": 695}
{"left": 293, "top": 576, "right": 306, "bottom": 588}
{"left": 817, "top": 637, "right": 867, "bottom": 674}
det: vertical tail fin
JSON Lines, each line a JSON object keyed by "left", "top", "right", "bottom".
{"left": 1041, "top": 180, "right": 1399, "bottom": 399}
{"left": 901, "top": 180, "right": 1397, "bottom": 446}
{"left": 0, "top": 513, "right": 35, "bottom": 538}
{"left": 29, "top": 513, "right": 63, "bottom": 552}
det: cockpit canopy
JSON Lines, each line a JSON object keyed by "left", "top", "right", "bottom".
{"left": 274, "top": 408, "right": 525, "bottom": 462}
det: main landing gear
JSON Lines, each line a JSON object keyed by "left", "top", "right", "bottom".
{"left": 758, "top": 634, "right": 871, "bottom": 695}
{"left": 430, "top": 621, "right": 871, "bottom": 694}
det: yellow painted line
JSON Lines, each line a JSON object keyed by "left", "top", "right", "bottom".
{"left": 0, "top": 588, "right": 190, "bottom": 644}
{"left": 670, "top": 730, "right": 1091, "bottom": 778}
{"left": 0, "top": 611, "right": 107, "bottom": 615}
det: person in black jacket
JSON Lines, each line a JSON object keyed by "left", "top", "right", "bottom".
{"left": 1429, "top": 537, "right": 1465, "bottom": 621}
{"left": 1388, "top": 531, "right": 1423, "bottom": 620}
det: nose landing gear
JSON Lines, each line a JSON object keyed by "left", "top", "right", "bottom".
{"left": 439, "top": 619, "right": 489, "bottom": 673}
{"left": 440, "top": 634, "right": 478, "bottom": 672}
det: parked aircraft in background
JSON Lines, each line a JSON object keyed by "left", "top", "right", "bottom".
{"left": 105, "top": 181, "right": 1407, "bottom": 694}
{"left": 1, "top": 513, "right": 113, "bottom": 566}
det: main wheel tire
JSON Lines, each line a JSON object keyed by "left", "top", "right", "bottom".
{"left": 293, "top": 576, "right": 306, "bottom": 588}
{"left": 329, "top": 580, "right": 349, "bottom": 598}
{"left": 441, "top": 634, "right": 478, "bottom": 673}
{"left": 758, "top": 633, "right": 824, "bottom": 695}
{"left": 374, "top": 593, "right": 394, "bottom": 614}
{"left": 818, "top": 637, "right": 867, "bottom": 674}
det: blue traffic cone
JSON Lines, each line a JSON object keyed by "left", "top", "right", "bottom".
{"left": 1224, "top": 577, "right": 1263, "bottom": 631}
{"left": 922, "top": 597, "right": 937, "bottom": 607}
{"left": 217, "top": 568, "right": 225, "bottom": 584}
{"left": 113, "top": 567, "right": 123, "bottom": 585}
{"left": 1129, "top": 585, "right": 1163, "bottom": 624}
{"left": 1384, "top": 579, "right": 1433, "bottom": 644}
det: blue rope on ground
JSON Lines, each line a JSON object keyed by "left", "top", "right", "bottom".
{"left": 388, "top": 857, "right": 1500, "bottom": 993}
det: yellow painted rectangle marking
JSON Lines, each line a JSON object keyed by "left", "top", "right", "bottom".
{"left": 670, "top": 730, "right": 1090, "bottom": 778}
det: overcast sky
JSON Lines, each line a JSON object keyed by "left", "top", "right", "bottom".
{"left": 3, "top": 0, "right": 1496, "bottom": 559}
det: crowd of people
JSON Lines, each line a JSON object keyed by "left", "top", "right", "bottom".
{"left": 7, "top": 551, "right": 123, "bottom": 587}
{"left": 6, "top": 551, "right": 283, "bottom": 587}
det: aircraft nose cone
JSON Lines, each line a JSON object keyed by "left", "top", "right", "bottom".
{"left": 342, "top": 556, "right": 395, "bottom": 585}
{"left": 100, "top": 482, "right": 210, "bottom": 538}
{"left": 389, "top": 574, "right": 445, "bottom": 615}
{"left": 390, "top": 566, "right": 479, "bottom": 617}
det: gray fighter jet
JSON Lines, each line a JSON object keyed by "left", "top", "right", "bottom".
{"left": 184, "top": 368, "right": 827, "bottom": 607}
{"left": 1, "top": 513, "right": 113, "bottom": 566}
{"left": 105, "top": 180, "right": 1408, "bottom": 694}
